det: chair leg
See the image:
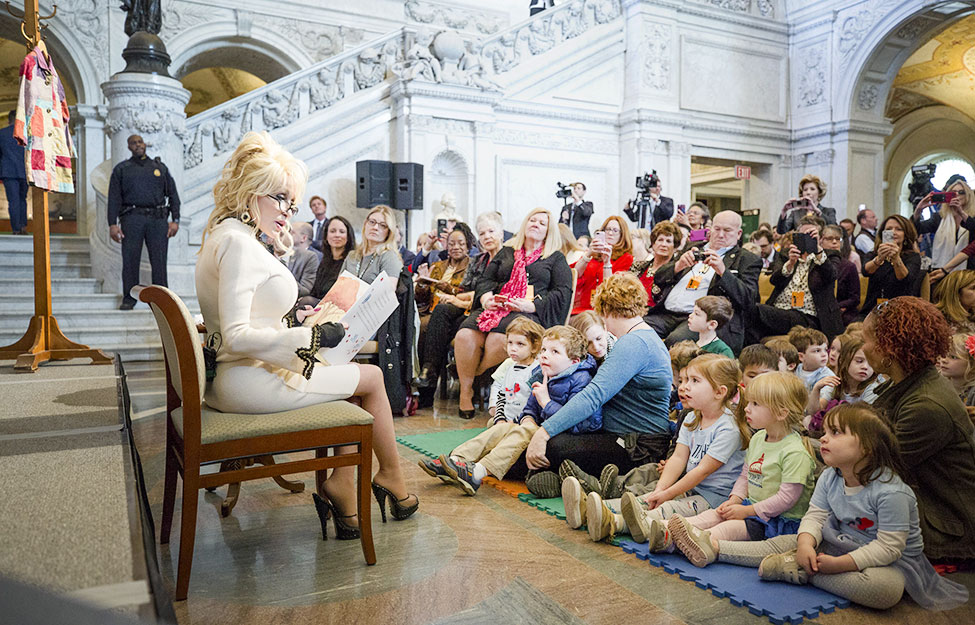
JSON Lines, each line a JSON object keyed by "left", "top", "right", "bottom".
{"left": 174, "top": 471, "right": 200, "bottom": 601}
{"left": 160, "top": 444, "right": 178, "bottom": 544}
{"left": 220, "top": 482, "right": 241, "bottom": 518}
{"left": 257, "top": 455, "right": 306, "bottom": 493}
{"left": 358, "top": 434, "right": 376, "bottom": 565}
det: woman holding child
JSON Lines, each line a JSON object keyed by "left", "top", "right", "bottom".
{"left": 454, "top": 208, "right": 572, "bottom": 419}
{"left": 524, "top": 273, "right": 674, "bottom": 490}
{"left": 196, "top": 132, "right": 417, "bottom": 543}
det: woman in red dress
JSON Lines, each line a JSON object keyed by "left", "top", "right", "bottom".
{"left": 571, "top": 216, "right": 633, "bottom": 316}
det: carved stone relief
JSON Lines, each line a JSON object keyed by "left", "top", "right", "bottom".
{"left": 642, "top": 22, "right": 671, "bottom": 91}
{"left": 857, "top": 84, "right": 879, "bottom": 111}
{"left": 836, "top": 3, "right": 882, "bottom": 68}
{"left": 491, "top": 128, "right": 618, "bottom": 155}
{"left": 808, "top": 149, "right": 835, "bottom": 165}
{"left": 46, "top": 0, "right": 111, "bottom": 80}
{"left": 797, "top": 44, "right": 826, "bottom": 108}
{"left": 404, "top": 0, "right": 503, "bottom": 35}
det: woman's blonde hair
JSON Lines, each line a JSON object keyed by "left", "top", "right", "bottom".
{"left": 204, "top": 131, "right": 308, "bottom": 252}
{"left": 744, "top": 372, "right": 813, "bottom": 453}
{"left": 507, "top": 207, "right": 562, "bottom": 258}
{"left": 599, "top": 215, "right": 633, "bottom": 260}
{"left": 947, "top": 333, "right": 975, "bottom": 392}
{"left": 631, "top": 228, "right": 653, "bottom": 253}
{"left": 558, "top": 223, "right": 585, "bottom": 256}
{"left": 568, "top": 310, "right": 606, "bottom": 338}
{"left": 798, "top": 174, "right": 827, "bottom": 201}
{"left": 683, "top": 354, "right": 750, "bottom": 449}
{"left": 592, "top": 272, "right": 648, "bottom": 319}
{"left": 939, "top": 178, "right": 975, "bottom": 220}
{"left": 350, "top": 204, "right": 397, "bottom": 261}
{"left": 935, "top": 269, "right": 975, "bottom": 329}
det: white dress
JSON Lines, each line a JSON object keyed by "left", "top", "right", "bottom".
{"left": 195, "top": 219, "right": 360, "bottom": 414}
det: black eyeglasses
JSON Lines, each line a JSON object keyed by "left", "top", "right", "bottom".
{"left": 266, "top": 194, "right": 298, "bottom": 217}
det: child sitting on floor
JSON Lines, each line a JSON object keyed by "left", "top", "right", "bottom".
{"left": 937, "top": 334, "right": 975, "bottom": 408}
{"left": 635, "top": 372, "right": 815, "bottom": 554}
{"left": 487, "top": 317, "right": 544, "bottom": 422}
{"left": 766, "top": 338, "right": 799, "bottom": 373}
{"left": 571, "top": 354, "right": 748, "bottom": 543}
{"left": 569, "top": 310, "right": 616, "bottom": 365}
{"left": 436, "top": 326, "right": 600, "bottom": 496}
{"left": 663, "top": 404, "right": 968, "bottom": 612}
{"left": 789, "top": 327, "right": 834, "bottom": 391}
{"left": 738, "top": 344, "right": 778, "bottom": 388}
{"left": 807, "top": 336, "right": 882, "bottom": 420}
{"left": 688, "top": 295, "right": 734, "bottom": 358}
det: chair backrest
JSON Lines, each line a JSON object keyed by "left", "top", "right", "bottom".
{"left": 566, "top": 267, "right": 577, "bottom": 324}
{"left": 141, "top": 286, "right": 206, "bottom": 422}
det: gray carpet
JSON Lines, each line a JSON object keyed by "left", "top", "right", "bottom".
{"left": 0, "top": 362, "right": 117, "bottom": 380}
{"left": 0, "top": 376, "right": 121, "bottom": 436}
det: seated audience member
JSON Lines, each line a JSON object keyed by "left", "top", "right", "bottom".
{"left": 410, "top": 218, "right": 454, "bottom": 272}
{"left": 766, "top": 337, "right": 799, "bottom": 373}
{"left": 674, "top": 202, "right": 711, "bottom": 231}
{"left": 646, "top": 211, "right": 761, "bottom": 353}
{"left": 558, "top": 223, "right": 586, "bottom": 266}
{"left": 933, "top": 269, "right": 975, "bottom": 333}
{"left": 742, "top": 242, "right": 761, "bottom": 256}
{"left": 397, "top": 226, "right": 415, "bottom": 267}
{"left": 864, "top": 297, "right": 975, "bottom": 563}
{"left": 524, "top": 273, "right": 673, "bottom": 488}
{"left": 860, "top": 215, "right": 922, "bottom": 315}
{"left": 631, "top": 222, "right": 681, "bottom": 307}
{"left": 580, "top": 354, "right": 748, "bottom": 542}
{"left": 303, "top": 216, "right": 356, "bottom": 307}
{"left": 749, "top": 215, "right": 843, "bottom": 343}
{"left": 569, "top": 310, "right": 615, "bottom": 365}
{"left": 788, "top": 327, "right": 833, "bottom": 391}
{"left": 285, "top": 222, "right": 321, "bottom": 299}
{"left": 629, "top": 228, "right": 653, "bottom": 271}
{"left": 750, "top": 228, "right": 776, "bottom": 273}
{"left": 689, "top": 295, "right": 734, "bottom": 358}
{"left": 577, "top": 234, "right": 591, "bottom": 249}
{"left": 671, "top": 404, "right": 968, "bottom": 611}
{"left": 839, "top": 218, "right": 856, "bottom": 239}
{"left": 419, "top": 318, "right": 543, "bottom": 489}
{"left": 738, "top": 344, "right": 778, "bottom": 387}
{"left": 447, "top": 325, "right": 601, "bottom": 495}
{"left": 414, "top": 224, "right": 475, "bottom": 358}
{"left": 572, "top": 216, "right": 634, "bottom": 315}
{"left": 307, "top": 195, "right": 328, "bottom": 253}
{"left": 659, "top": 373, "right": 815, "bottom": 559}
{"left": 454, "top": 208, "right": 572, "bottom": 418}
{"left": 821, "top": 224, "right": 861, "bottom": 325}
{"left": 853, "top": 207, "right": 878, "bottom": 260}
{"left": 416, "top": 213, "right": 506, "bottom": 390}
{"left": 776, "top": 174, "right": 837, "bottom": 234}
{"left": 937, "top": 334, "right": 975, "bottom": 408}
{"left": 912, "top": 176, "right": 975, "bottom": 271}
{"left": 342, "top": 205, "right": 403, "bottom": 283}
{"left": 806, "top": 335, "right": 881, "bottom": 422}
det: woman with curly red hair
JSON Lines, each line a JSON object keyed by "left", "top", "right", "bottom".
{"left": 863, "top": 297, "right": 975, "bottom": 564}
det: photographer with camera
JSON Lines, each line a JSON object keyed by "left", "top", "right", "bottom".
{"left": 860, "top": 215, "right": 923, "bottom": 314}
{"left": 558, "top": 182, "right": 594, "bottom": 239}
{"left": 775, "top": 174, "right": 836, "bottom": 234}
{"left": 746, "top": 214, "right": 843, "bottom": 344}
{"left": 624, "top": 171, "right": 674, "bottom": 230}
{"left": 912, "top": 175, "right": 975, "bottom": 276}
{"left": 644, "top": 210, "right": 760, "bottom": 353}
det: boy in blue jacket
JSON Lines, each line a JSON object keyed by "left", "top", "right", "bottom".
{"left": 440, "top": 326, "right": 600, "bottom": 495}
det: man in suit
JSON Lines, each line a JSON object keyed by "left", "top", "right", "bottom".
{"left": 287, "top": 222, "right": 321, "bottom": 301}
{"left": 308, "top": 195, "right": 328, "bottom": 253}
{"left": 624, "top": 178, "right": 674, "bottom": 230}
{"left": 645, "top": 210, "right": 761, "bottom": 354}
{"left": 0, "top": 111, "right": 27, "bottom": 234}
{"left": 559, "top": 182, "right": 593, "bottom": 239}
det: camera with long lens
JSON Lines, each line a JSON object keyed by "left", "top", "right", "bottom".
{"left": 635, "top": 170, "right": 660, "bottom": 194}
{"left": 556, "top": 182, "right": 573, "bottom": 200}
{"left": 625, "top": 170, "right": 660, "bottom": 221}
{"left": 909, "top": 163, "right": 937, "bottom": 213}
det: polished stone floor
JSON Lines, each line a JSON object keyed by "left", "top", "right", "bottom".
{"left": 126, "top": 364, "right": 975, "bottom": 624}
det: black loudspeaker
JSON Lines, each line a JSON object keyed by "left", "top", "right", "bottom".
{"left": 356, "top": 160, "right": 392, "bottom": 207}
{"left": 392, "top": 162, "right": 424, "bottom": 211}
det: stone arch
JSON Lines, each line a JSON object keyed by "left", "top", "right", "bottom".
{"left": 840, "top": 1, "right": 975, "bottom": 122}
{"left": 427, "top": 148, "right": 472, "bottom": 225}
{"left": 168, "top": 23, "right": 312, "bottom": 82}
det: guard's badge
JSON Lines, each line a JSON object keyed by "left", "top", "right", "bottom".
{"left": 154, "top": 169, "right": 161, "bottom": 177}
{"left": 651, "top": 285, "right": 661, "bottom": 296}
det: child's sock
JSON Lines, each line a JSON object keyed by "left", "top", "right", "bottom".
{"left": 471, "top": 462, "right": 488, "bottom": 482}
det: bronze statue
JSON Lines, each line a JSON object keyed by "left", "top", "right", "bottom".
{"left": 120, "top": 0, "right": 162, "bottom": 37}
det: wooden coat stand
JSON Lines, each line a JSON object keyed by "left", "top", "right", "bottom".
{"left": 0, "top": 0, "right": 112, "bottom": 371}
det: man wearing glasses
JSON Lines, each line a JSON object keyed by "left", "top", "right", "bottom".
{"left": 108, "top": 134, "right": 181, "bottom": 310}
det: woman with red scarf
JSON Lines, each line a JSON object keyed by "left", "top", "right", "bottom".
{"left": 571, "top": 216, "right": 634, "bottom": 316}
{"left": 453, "top": 208, "right": 572, "bottom": 418}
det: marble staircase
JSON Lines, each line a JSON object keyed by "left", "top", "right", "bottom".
{"left": 0, "top": 234, "right": 197, "bottom": 363}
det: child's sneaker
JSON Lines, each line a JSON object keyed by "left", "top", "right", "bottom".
{"left": 417, "top": 457, "right": 451, "bottom": 483}
{"left": 586, "top": 492, "right": 624, "bottom": 542}
{"left": 668, "top": 515, "right": 716, "bottom": 567}
{"left": 562, "top": 476, "right": 587, "bottom": 529}
{"left": 439, "top": 454, "right": 481, "bottom": 496}
{"left": 758, "top": 550, "right": 808, "bottom": 585}
{"left": 525, "top": 470, "right": 561, "bottom": 498}
{"left": 599, "top": 464, "right": 623, "bottom": 499}
{"left": 558, "top": 460, "right": 599, "bottom": 494}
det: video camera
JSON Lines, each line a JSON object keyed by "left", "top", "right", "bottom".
{"left": 909, "top": 163, "right": 937, "bottom": 212}
{"left": 635, "top": 170, "right": 660, "bottom": 193}
{"left": 556, "top": 182, "right": 573, "bottom": 200}
{"left": 625, "top": 170, "right": 661, "bottom": 221}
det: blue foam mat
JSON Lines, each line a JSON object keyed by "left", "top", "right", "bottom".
{"left": 618, "top": 539, "right": 851, "bottom": 625}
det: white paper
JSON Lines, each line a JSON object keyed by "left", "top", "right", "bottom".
{"left": 316, "top": 271, "right": 399, "bottom": 366}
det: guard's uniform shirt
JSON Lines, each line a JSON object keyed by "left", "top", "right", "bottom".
{"left": 107, "top": 155, "right": 180, "bottom": 225}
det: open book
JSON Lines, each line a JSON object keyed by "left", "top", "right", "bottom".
{"left": 303, "top": 271, "right": 399, "bottom": 366}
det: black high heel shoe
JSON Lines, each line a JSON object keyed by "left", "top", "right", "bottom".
{"left": 312, "top": 492, "right": 361, "bottom": 540}
{"left": 371, "top": 483, "right": 419, "bottom": 523}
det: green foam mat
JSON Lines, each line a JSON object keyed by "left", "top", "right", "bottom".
{"left": 396, "top": 428, "right": 486, "bottom": 459}
{"left": 517, "top": 493, "right": 566, "bottom": 520}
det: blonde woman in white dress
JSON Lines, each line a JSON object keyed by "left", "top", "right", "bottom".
{"left": 195, "top": 132, "right": 418, "bottom": 540}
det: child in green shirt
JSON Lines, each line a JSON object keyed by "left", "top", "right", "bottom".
{"left": 688, "top": 295, "right": 734, "bottom": 358}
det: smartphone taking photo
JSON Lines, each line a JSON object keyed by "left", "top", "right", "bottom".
{"left": 930, "top": 191, "right": 957, "bottom": 204}
{"left": 882, "top": 230, "right": 895, "bottom": 245}
{"left": 689, "top": 228, "right": 709, "bottom": 242}
{"left": 792, "top": 232, "right": 818, "bottom": 254}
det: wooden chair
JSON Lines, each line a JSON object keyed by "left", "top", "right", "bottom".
{"left": 141, "top": 286, "right": 376, "bottom": 601}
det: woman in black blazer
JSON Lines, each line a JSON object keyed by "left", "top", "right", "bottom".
{"left": 860, "top": 215, "right": 923, "bottom": 315}
{"left": 453, "top": 208, "right": 571, "bottom": 418}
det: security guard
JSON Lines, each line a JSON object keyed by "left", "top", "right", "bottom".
{"left": 108, "top": 134, "right": 180, "bottom": 310}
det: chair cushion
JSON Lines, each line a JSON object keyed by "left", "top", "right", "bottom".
{"left": 172, "top": 401, "right": 373, "bottom": 445}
